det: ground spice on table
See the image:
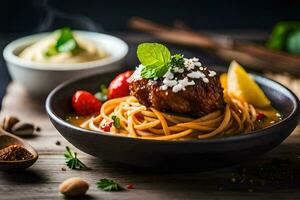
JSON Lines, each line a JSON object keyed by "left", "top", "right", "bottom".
{"left": 0, "top": 145, "right": 33, "bottom": 161}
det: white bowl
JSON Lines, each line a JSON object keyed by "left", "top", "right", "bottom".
{"left": 3, "top": 31, "right": 128, "bottom": 96}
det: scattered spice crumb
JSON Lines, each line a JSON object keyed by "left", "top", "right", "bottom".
{"left": 225, "top": 157, "right": 298, "bottom": 191}
{"left": 0, "top": 145, "right": 33, "bottom": 161}
{"left": 126, "top": 184, "right": 134, "bottom": 189}
{"left": 61, "top": 167, "right": 66, "bottom": 171}
{"left": 55, "top": 141, "right": 61, "bottom": 146}
{"left": 36, "top": 126, "right": 42, "bottom": 132}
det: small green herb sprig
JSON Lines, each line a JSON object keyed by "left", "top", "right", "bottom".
{"left": 111, "top": 115, "right": 121, "bottom": 128}
{"left": 45, "top": 27, "right": 84, "bottom": 57}
{"left": 169, "top": 54, "right": 185, "bottom": 69}
{"left": 137, "top": 43, "right": 185, "bottom": 79}
{"left": 96, "top": 179, "right": 123, "bottom": 191}
{"left": 64, "top": 146, "right": 88, "bottom": 170}
{"left": 94, "top": 84, "right": 108, "bottom": 101}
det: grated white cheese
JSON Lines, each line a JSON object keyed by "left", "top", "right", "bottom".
{"left": 172, "top": 67, "right": 184, "bottom": 73}
{"left": 191, "top": 57, "right": 199, "bottom": 62}
{"left": 128, "top": 65, "right": 143, "bottom": 82}
{"left": 158, "top": 56, "right": 213, "bottom": 92}
{"left": 160, "top": 85, "right": 168, "bottom": 90}
{"left": 131, "top": 56, "right": 215, "bottom": 93}
{"left": 194, "top": 62, "right": 202, "bottom": 67}
{"left": 172, "top": 78, "right": 195, "bottom": 93}
{"left": 179, "top": 77, "right": 195, "bottom": 86}
{"left": 208, "top": 70, "right": 216, "bottom": 77}
{"left": 163, "top": 78, "right": 178, "bottom": 87}
{"left": 164, "top": 70, "right": 174, "bottom": 79}
{"left": 187, "top": 71, "right": 205, "bottom": 79}
{"left": 172, "top": 84, "right": 183, "bottom": 93}
{"left": 184, "top": 58, "right": 195, "bottom": 70}
{"left": 202, "top": 77, "right": 209, "bottom": 83}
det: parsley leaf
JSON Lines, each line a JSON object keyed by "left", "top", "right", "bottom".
{"left": 64, "top": 146, "right": 88, "bottom": 170}
{"left": 96, "top": 179, "right": 123, "bottom": 191}
{"left": 169, "top": 54, "right": 185, "bottom": 69}
{"left": 94, "top": 84, "right": 108, "bottom": 101}
{"left": 111, "top": 115, "right": 121, "bottom": 128}
{"left": 44, "top": 27, "right": 84, "bottom": 57}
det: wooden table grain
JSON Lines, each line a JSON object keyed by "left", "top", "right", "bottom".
{"left": 0, "top": 81, "right": 299, "bottom": 200}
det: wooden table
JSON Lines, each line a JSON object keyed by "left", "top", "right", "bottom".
{"left": 0, "top": 80, "right": 300, "bottom": 200}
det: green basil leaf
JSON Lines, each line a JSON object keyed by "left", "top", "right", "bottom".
{"left": 141, "top": 65, "right": 169, "bottom": 79}
{"left": 137, "top": 43, "right": 171, "bottom": 67}
{"left": 286, "top": 29, "right": 300, "bottom": 55}
{"left": 56, "top": 27, "right": 74, "bottom": 51}
{"left": 57, "top": 38, "right": 76, "bottom": 53}
{"left": 44, "top": 27, "right": 84, "bottom": 57}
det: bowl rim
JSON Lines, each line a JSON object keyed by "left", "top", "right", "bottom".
{"left": 3, "top": 30, "right": 128, "bottom": 71}
{"left": 46, "top": 68, "right": 300, "bottom": 144}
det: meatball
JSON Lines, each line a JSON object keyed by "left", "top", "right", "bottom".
{"left": 129, "top": 69, "right": 225, "bottom": 116}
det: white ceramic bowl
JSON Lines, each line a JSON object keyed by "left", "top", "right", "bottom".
{"left": 3, "top": 31, "right": 128, "bottom": 96}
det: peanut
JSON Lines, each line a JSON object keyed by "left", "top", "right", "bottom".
{"left": 59, "top": 177, "right": 89, "bottom": 197}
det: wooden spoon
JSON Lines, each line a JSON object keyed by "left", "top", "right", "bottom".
{"left": 0, "top": 127, "right": 38, "bottom": 170}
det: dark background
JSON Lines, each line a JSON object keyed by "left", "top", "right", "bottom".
{"left": 1, "top": 0, "right": 300, "bottom": 32}
{"left": 0, "top": 0, "right": 299, "bottom": 106}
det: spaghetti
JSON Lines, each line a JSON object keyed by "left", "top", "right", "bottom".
{"left": 79, "top": 95, "right": 258, "bottom": 140}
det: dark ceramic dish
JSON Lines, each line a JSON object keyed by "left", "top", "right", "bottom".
{"left": 46, "top": 67, "right": 300, "bottom": 169}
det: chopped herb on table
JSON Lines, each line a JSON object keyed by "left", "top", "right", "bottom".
{"left": 64, "top": 146, "right": 88, "bottom": 170}
{"left": 96, "top": 178, "right": 123, "bottom": 191}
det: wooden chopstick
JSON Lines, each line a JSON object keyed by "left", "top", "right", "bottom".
{"left": 128, "top": 17, "right": 300, "bottom": 76}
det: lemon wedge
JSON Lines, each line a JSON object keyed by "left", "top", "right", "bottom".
{"left": 227, "top": 60, "right": 271, "bottom": 108}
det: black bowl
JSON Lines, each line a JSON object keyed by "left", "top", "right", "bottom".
{"left": 46, "top": 68, "right": 300, "bottom": 169}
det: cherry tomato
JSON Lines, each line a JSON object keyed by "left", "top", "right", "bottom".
{"left": 101, "top": 122, "right": 112, "bottom": 132}
{"left": 72, "top": 90, "right": 102, "bottom": 116}
{"left": 108, "top": 70, "right": 133, "bottom": 99}
{"left": 126, "top": 184, "right": 134, "bottom": 189}
{"left": 256, "top": 112, "right": 266, "bottom": 121}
